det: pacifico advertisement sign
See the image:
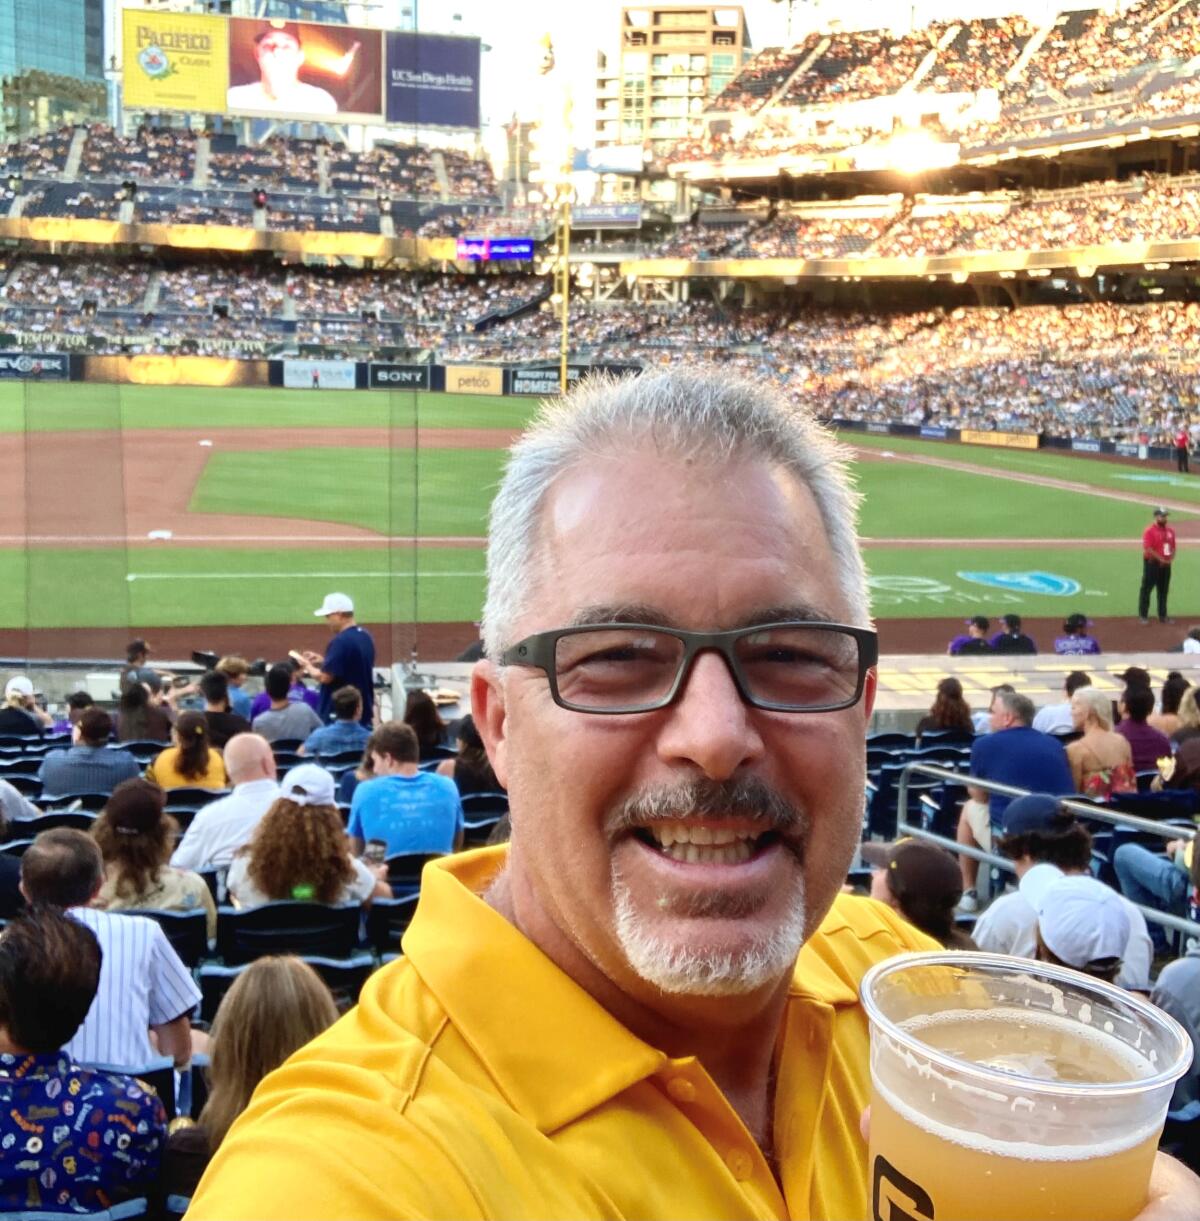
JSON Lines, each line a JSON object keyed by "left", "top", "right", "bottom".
{"left": 123, "top": 9, "right": 229, "bottom": 114}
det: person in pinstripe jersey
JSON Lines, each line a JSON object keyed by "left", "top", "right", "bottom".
{"left": 19, "top": 829, "right": 201, "bottom": 1071}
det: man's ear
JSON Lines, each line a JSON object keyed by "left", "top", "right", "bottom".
{"left": 860, "top": 667, "right": 878, "bottom": 723}
{"left": 471, "top": 660, "right": 510, "bottom": 789}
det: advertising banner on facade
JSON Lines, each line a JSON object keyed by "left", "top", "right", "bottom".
{"left": 80, "top": 355, "right": 269, "bottom": 386}
{"left": 369, "top": 363, "right": 431, "bottom": 390}
{"left": 122, "top": 9, "right": 229, "bottom": 114}
{"left": 283, "top": 359, "right": 357, "bottom": 390}
{"left": 571, "top": 203, "right": 644, "bottom": 229}
{"left": 960, "top": 428, "right": 1040, "bottom": 450}
{"left": 0, "top": 352, "right": 69, "bottom": 380}
{"left": 385, "top": 32, "right": 480, "bottom": 128}
{"left": 444, "top": 365, "right": 502, "bottom": 395}
{"left": 227, "top": 17, "right": 384, "bottom": 121}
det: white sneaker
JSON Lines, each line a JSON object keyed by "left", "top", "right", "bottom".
{"left": 958, "top": 889, "right": 979, "bottom": 913}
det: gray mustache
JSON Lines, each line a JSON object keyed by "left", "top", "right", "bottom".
{"left": 604, "top": 776, "right": 807, "bottom": 839}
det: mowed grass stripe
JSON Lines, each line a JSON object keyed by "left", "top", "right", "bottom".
{"left": 846, "top": 430, "right": 1200, "bottom": 507}
{"left": 187, "top": 447, "right": 504, "bottom": 537}
{"left": 0, "top": 384, "right": 532, "bottom": 432}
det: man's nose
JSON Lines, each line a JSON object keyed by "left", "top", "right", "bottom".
{"left": 655, "top": 650, "right": 765, "bottom": 780}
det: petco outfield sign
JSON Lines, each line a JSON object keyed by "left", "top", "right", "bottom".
{"left": 0, "top": 352, "right": 68, "bottom": 380}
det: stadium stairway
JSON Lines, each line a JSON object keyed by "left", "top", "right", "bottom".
{"left": 1005, "top": 20, "right": 1053, "bottom": 85}
{"left": 142, "top": 271, "right": 163, "bottom": 314}
{"left": 913, "top": 23, "right": 962, "bottom": 90}
{"left": 192, "top": 136, "right": 210, "bottom": 190}
{"left": 431, "top": 151, "right": 452, "bottom": 202}
{"left": 317, "top": 146, "right": 332, "bottom": 196}
{"left": 63, "top": 127, "right": 86, "bottom": 182}
{"left": 769, "top": 38, "right": 830, "bottom": 111}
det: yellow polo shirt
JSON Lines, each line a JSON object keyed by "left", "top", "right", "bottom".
{"left": 187, "top": 848, "right": 935, "bottom": 1221}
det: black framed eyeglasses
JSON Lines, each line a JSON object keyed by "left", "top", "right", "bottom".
{"left": 499, "top": 621, "right": 878, "bottom": 715}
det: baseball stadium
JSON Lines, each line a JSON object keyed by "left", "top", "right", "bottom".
{"left": 4, "top": 0, "right": 1200, "bottom": 1215}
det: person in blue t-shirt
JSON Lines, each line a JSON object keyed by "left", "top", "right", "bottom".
{"left": 299, "top": 592, "right": 375, "bottom": 726}
{"left": 348, "top": 722, "right": 463, "bottom": 857}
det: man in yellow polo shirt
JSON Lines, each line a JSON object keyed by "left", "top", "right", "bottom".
{"left": 188, "top": 369, "right": 1200, "bottom": 1220}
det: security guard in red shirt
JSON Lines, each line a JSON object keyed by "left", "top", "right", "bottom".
{"left": 1140, "top": 505, "right": 1177, "bottom": 624}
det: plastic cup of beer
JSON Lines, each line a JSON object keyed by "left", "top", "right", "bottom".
{"left": 860, "top": 951, "right": 1192, "bottom": 1221}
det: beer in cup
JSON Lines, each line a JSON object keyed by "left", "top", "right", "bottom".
{"left": 860, "top": 951, "right": 1192, "bottom": 1221}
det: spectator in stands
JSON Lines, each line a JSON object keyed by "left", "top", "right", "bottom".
{"left": 253, "top": 663, "right": 322, "bottom": 744}
{"left": 38, "top": 707, "right": 140, "bottom": 797}
{"left": 147, "top": 711, "right": 229, "bottom": 791}
{"left": 301, "top": 685, "right": 370, "bottom": 758}
{"left": 404, "top": 689, "right": 448, "bottom": 762}
{"left": 65, "top": 690, "right": 94, "bottom": 725}
{"left": 216, "top": 656, "right": 254, "bottom": 721}
{"left": 171, "top": 734, "right": 278, "bottom": 873}
{"left": 1151, "top": 944, "right": 1200, "bottom": 1119}
{"left": 227, "top": 23, "right": 338, "bottom": 117}
{"left": 947, "top": 615, "right": 993, "bottom": 656}
{"left": 1066, "top": 686, "right": 1136, "bottom": 799}
{"left": 200, "top": 671, "right": 252, "bottom": 749}
{"left": 348, "top": 722, "right": 463, "bottom": 857}
{"left": 0, "top": 908, "right": 166, "bottom": 1212}
{"left": 92, "top": 777, "right": 217, "bottom": 938}
{"left": 116, "top": 678, "right": 173, "bottom": 742}
{"left": 914, "top": 677, "right": 973, "bottom": 739}
{"left": 1033, "top": 670, "right": 1092, "bottom": 736}
{"left": 958, "top": 688, "right": 1074, "bottom": 911}
{"left": 0, "top": 804, "right": 24, "bottom": 918}
{"left": 158, "top": 957, "right": 338, "bottom": 1206}
{"left": 1173, "top": 687, "right": 1200, "bottom": 747}
{"left": 990, "top": 613, "right": 1037, "bottom": 655}
{"left": 1114, "top": 829, "right": 1195, "bottom": 946}
{"left": 974, "top": 794, "right": 1151, "bottom": 990}
{"left": 119, "top": 639, "right": 160, "bottom": 691}
{"left": 20, "top": 829, "right": 201, "bottom": 1070}
{"left": 338, "top": 743, "right": 373, "bottom": 806}
{"left": 1034, "top": 872, "right": 1131, "bottom": 986}
{"left": 299, "top": 593, "right": 375, "bottom": 727}
{"left": 1150, "top": 672, "right": 1191, "bottom": 737}
{"left": 0, "top": 675, "right": 50, "bottom": 736}
{"left": 1116, "top": 685, "right": 1172, "bottom": 772}
{"left": 435, "top": 714, "right": 503, "bottom": 795}
{"left": 226, "top": 764, "right": 390, "bottom": 907}
{"left": 1183, "top": 627, "right": 1200, "bottom": 655}
{"left": 249, "top": 659, "right": 319, "bottom": 720}
{"left": 1054, "top": 612, "right": 1101, "bottom": 655}
{"left": 863, "top": 839, "right": 976, "bottom": 950}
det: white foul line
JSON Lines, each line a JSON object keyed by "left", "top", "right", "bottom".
{"left": 126, "top": 571, "right": 484, "bottom": 582}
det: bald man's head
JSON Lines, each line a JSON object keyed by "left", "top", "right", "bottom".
{"left": 223, "top": 733, "right": 276, "bottom": 785}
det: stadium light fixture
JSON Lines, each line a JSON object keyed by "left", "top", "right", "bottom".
{"left": 1077, "top": 264, "right": 1095, "bottom": 278}
{"left": 1026, "top": 268, "right": 1052, "bottom": 278}
{"left": 950, "top": 271, "right": 968, "bottom": 284}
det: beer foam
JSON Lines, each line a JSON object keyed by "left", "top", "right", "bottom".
{"left": 874, "top": 1009, "right": 1162, "bottom": 1161}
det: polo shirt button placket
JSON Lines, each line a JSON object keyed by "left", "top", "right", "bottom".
{"left": 724, "top": 1148, "right": 754, "bottom": 1182}
{"left": 666, "top": 1076, "right": 697, "bottom": 1104}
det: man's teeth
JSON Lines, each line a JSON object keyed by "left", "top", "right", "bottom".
{"left": 643, "top": 820, "right": 760, "bottom": 864}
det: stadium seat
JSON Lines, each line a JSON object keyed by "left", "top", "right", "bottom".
{"left": 270, "top": 738, "right": 304, "bottom": 753}
{"left": 386, "top": 852, "right": 446, "bottom": 895}
{"left": 7, "top": 810, "right": 96, "bottom": 836}
{"left": 165, "top": 786, "right": 229, "bottom": 809}
{"left": 0, "top": 773, "right": 41, "bottom": 796}
{"left": 199, "top": 954, "right": 374, "bottom": 1022}
{"left": 273, "top": 751, "right": 303, "bottom": 770}
{"left": 0, "top": 838, "right": 34, "bottom": 857}
{"left": 125, "top": 908, "right": 209, "bottom": 968}
{"left": 2, "top": 1200, "right": 149, "bottom": 1221}
{"left": 41, "top": 791, "right": 112, "bottom": 811}
{"left": 312, "top": 748, "right": 362, "bottom": 767}
{"left": 119, "top": 739, "right": 170, "bottom": 763}
{"left": 914, "top": 730, "right": 974, "bottom": 749}
{"left": 364, "top": 893, "right": 419, "bottom": 955}
{"left": 865, "top": 732, "right": 914, "bottom": 751}
{"left": 216, "top": 901, "right": 362, "bottom": 965}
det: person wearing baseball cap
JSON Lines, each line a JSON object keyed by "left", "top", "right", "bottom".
{"left": 973, "top": 793, "right": 1152, "bottom": 989}
{"left": 990, "top": 612, "right": 1037, "bottom": 655}
{"left": 863, "top": 839, "right": 977, "bottom": 950}
{"left": 0, "top": 674, "right": 51, "bottom": 736}
{"left": 227, "top": 19, "right": 339, "bottom": 116}
{"left": 1054, "top": 612, "right": 1101, "bottom": 656}
{"left": 1032, "top": 873, "right": 1131, "bottom": 984}
{"left": 1139, "top": 505, "right": 1177, "bottom": 624}
{"left": 947, "top": 615, "right": 993, "bottom": 656}
{"left": 297, "top": 593, "right": 375, "bottom": 728}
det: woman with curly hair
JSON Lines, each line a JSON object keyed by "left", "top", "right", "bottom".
{"left": 914, "top": 677, "right": 974, "bottom": 739}
{"left": 147, "top": 711, "right": 228, "bottom": 791}
{"left": 225, "top": 764, "right": 389, "bottom": 908}
{"left": 92, "top": 777, "right": 217, "bottom": 938}
{"left": 157, "top": 957, "right": 338, "bottom": 1205}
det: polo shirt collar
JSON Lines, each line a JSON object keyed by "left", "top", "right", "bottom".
{"left": 404, "top": 850, "right": 860, "bottom": 1132}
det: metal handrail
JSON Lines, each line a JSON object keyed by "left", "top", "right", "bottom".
{"left": 889, "top": 761, "right": 1200, "bottom": 937}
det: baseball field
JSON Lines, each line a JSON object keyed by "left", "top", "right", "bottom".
{"left": 5, "top": 380, "right": 1199, "bottom": 659}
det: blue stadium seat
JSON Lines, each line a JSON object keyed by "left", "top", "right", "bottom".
{"left": 386, "top": 852, "right": 446, "bottom": 896}
{"left": 6, "top": 810, "right": 95, "bottom": 836}
{"left": 216, "top": 901, "right": 362, "bottom": 965}
{"left": 365, "top": 894, "right": 419, "bottom": 955}
{"left": 125, "top": 908, "right": 209, "bottom": 968}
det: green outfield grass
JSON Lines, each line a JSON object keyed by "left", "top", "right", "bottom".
{"left": 0, "top": 383, "right": 1192, "bottom": 627}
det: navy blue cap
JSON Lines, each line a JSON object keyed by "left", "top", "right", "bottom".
{"left": 1000, "top": 793, "right": 1074, "bottom": 838}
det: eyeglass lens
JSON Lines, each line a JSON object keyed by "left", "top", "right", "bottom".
{"left": 552, "top": 625, "right": 862, "bottom": 710}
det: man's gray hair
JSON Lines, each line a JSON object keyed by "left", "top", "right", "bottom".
{"left": 995, "top": 688, "right": 1036, "bottom": 727}
{"left": 482, "top": 367, "right": 870, "bottom": 657}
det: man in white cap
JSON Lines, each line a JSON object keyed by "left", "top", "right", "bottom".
{"left": 299, "top": 593, "right": 375, "bottom": 727}
{"left": 0, "top": 676, "right": 52, "bottom": 737}
{"left": 1033, "top": 872, "right": 1132, "bottom": 985}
